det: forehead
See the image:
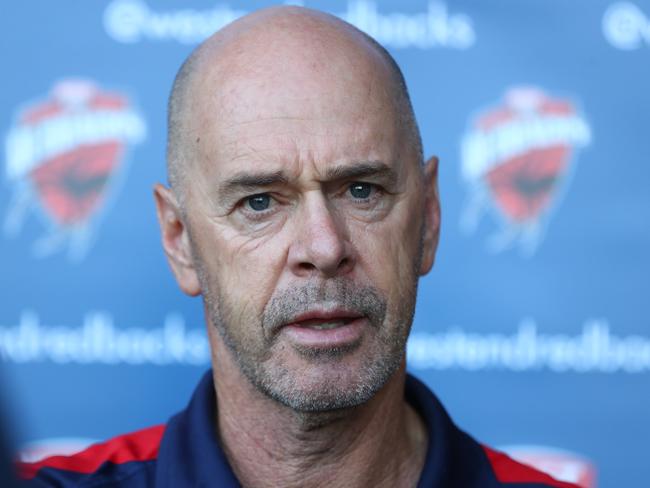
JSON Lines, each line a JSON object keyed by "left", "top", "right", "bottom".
{"left": 191, "top": 49, "right": 406, "bottom": 183}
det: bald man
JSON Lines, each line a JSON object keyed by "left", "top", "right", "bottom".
{"left": 19, "top": 7, "right": 579, "bottom": 488}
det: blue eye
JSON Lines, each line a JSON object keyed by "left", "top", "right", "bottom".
{"left": 247, "top": 194, "right": 271, "bottom": 211}
{"left": 349, "top": 182, "right": 373, "bottom": 199}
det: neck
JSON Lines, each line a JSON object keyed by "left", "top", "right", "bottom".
{"left": 211, "top": 344, "right": 428, "bottom": 488}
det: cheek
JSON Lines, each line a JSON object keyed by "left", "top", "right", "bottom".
{"left": 350, "top": 204, "right": 422, "bottom": 301}
{"left": 196, "top": 221, "right": 289, "bottom": 321}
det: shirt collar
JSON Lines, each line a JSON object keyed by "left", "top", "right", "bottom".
{"left": 406, "top": 374, "right": 499, "bottom": 487}
{"left": 156, "top": 370, "right": 494, "bottom": 488}
{"left": 156, "top": 371, "right": 239, "bottom": 488}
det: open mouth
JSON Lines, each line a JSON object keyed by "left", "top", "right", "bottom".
{"left": 281, "top": 310, "right": 367, "bottom": 348}
{"left": 290, "top": 317, "right": 359, "bottom": 330}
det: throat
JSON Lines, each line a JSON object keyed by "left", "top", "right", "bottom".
{"left": 216, "top": 393, "right": 426, "bottom": 488}
{"left": 211, "top": 343, "right": 425, "bottom": 488}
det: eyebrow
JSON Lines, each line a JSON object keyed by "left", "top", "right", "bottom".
{"left": 324, "top": 161, "right": 398, "bottom": 185}
{"left": 217, "top": 160, "right": 398, "bottom": 201}
{"left": 218, "top": 170, "right": 289, "bottom": 201}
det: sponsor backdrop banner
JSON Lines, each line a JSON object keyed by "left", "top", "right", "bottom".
{"left": 1, "top": 1, "right": 648, "bottom": 486}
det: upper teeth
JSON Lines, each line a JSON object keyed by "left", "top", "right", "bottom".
{"left": 307, "top": 321, "right": 344, "bottom": 330}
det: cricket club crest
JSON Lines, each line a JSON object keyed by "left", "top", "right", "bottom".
{"left": 3, "top": 79, "right": 146, "bottom": 260}
{"left": 460, "top": 86, "right": 591, "bottom": 256}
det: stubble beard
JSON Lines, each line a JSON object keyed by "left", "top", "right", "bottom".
{"left": 193, "top": 228, "right": 423, "bottom": 413}
{"left": 203, "top": 278, "right": 417, "bottom": 412}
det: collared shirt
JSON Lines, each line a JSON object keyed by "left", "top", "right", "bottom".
{"left": 20, "top": 371, "right": 579, "bottom": 487}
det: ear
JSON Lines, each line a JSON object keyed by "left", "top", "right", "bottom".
{"left": 153, "top": 184, "right": 201, "bottom": 296}
{"left": 419, "top": 156, "right": 441, "bottom": 276}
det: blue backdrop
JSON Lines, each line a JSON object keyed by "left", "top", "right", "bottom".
{"left": 2, "top": 1, "right": 649, "bottom": 486}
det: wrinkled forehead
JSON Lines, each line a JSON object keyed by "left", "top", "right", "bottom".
{"left": 183, "top": 13, "right": 411, "bottom": 184}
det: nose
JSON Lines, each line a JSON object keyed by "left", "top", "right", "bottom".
{"left": 287, "top": 193, "right": 354, "bottom": 278}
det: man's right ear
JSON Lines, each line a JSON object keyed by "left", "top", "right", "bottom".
{"left": 153, "top": 184, "right": 201, "bottom": 296}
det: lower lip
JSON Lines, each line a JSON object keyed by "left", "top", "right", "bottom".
{"left": 281, "top": 317, "right": 368, "bottom": 348}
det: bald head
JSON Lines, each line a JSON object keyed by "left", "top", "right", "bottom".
{"left": 166, "top": 6, "right": 422, "bottom": 201}
{"left": 156, "top": 6, "right": 441, "bottom": 419}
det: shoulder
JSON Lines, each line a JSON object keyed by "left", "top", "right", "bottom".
{"left": 481, "top": 444, "right": 582, "bottom": 488}
{"left": 17, "top": 424, "right": 165, "bottom": 487}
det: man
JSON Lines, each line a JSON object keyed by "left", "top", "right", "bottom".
{"left": 19, "top": 6, "right": 579, "bottom": 488}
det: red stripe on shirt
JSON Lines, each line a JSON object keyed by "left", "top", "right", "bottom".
{"left": 17, "top": 424, "right": 165, "bottom": 480}
{"left": 482, "top": 445, "right": 582, "bottom": 488}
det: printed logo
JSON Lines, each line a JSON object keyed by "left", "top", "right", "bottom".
{"left": 460, "top": 86, "right": 590, "bottom": 256}
{"left": 103, "top": 0, "right": 475, "bottom": 50}
{"left": 500, "top": 445, "right": 597, "bottom": 488}
{"left": 3, "top": 79, "right": 146, "bottom": 260}
{"left": 603, "top": 2, "right": 650, "bottom": 50}
{"left": 19, "top": 438, "right": 97, "bottom": 463}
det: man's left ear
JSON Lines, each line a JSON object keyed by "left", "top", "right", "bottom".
{"left": 419, "top": 156, "right": 441, "bottom": 276}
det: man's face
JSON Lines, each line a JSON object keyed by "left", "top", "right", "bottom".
{"left": 173, "top": 45, "right": 437, "bottom": 412}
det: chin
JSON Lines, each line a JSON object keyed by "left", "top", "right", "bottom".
{"left": 248, "top": 345, "right": 403, "bottom": 412}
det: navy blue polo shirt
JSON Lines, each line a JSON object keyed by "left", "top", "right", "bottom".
{"left": 20, "top": 370, "right": 578, "bottom": 487}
